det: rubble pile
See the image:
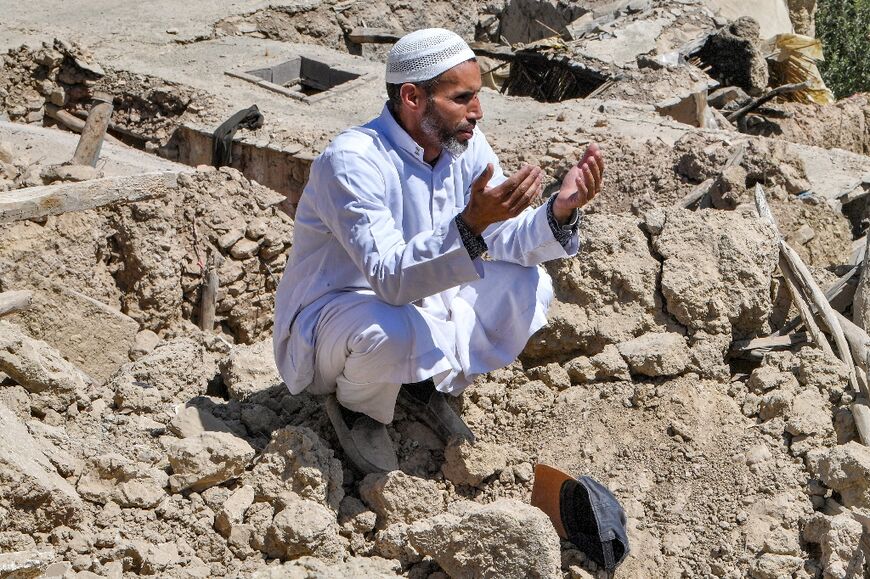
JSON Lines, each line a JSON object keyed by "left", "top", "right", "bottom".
{"left": 1, "top": 0, "right": 870, "bottom": 577}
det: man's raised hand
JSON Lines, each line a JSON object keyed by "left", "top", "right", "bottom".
{"left": 460, "top": 163, "right": 543, "bottom": 235}
{"left": 552, "top": 142, "right": 605, "bottom": 223}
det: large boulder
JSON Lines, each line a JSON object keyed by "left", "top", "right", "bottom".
{"left": 167, "top": 431, "right": 254, "bottom": 492}
{"left": 441, "top": 440, "right": 523, "bottom": 487}
{"left": 407, "top": 499, "right": 562, "bottom": 579}
{"left": 244, "top": 426, "right": 343, "bottom": 512}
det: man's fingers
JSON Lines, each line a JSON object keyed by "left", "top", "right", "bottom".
{"left": 582, "top": 164, "right": 597, "bottom": 202}
{"left": 506, "top": 166, "right": 541, "bottom": 212}
{"left": 472, "top": 163, "right": 495, "bottom": 193}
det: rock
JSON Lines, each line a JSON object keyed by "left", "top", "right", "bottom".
{"left": 758, "top": 388, "right": 794, "bottom": 421}
{"left": 591, "top": 344, "right": 631, "bottom": 380}
{"left": 748, "top": 553, "right": 804, "bottom": 578}
{"left": 6, "top": 276, "right": 139, "bottom": 382}
{"left": 215, "top": 485, "right": 255, "bottom": 538}
{"left": 697, "top": 17, "right": 768, "bottom": 95}
{"left": 808, "top": 442, "right": 870, "bottom": 508}
{"left": 0, "top": 549, "right": 55, "bottom": 578}
{"left": 220, "top": 340, "right": 282, "bottom": 400}
{"left": 407, "top": 499, "right": 561, "bottom": 579}
{"left": 749, "top": 365, "right": 799, "bottom": 393}
{"left": 229, "top": 238, "right": 260, "bottom": 260}
{"left": 617, "top": 332, "right": 690, "bottom": 377}
{"left": 76, "top": 453, "right": 167, "bottom": 508}
{"left": 263, "top": 498, "right": 345, "bottom": 561}
{"left": 245, "top": 426, "right": 343, "bottom": 511}
{"left": 168, "top": 401, "right": 234, "bottom": 438}
{"left": 0, "top": 321, "right": 91, "bottom": 401}
{"left": 0, "top": 403, "right": 84, "bottom": 533}
{"left": 654, "top": 208, "right": 777, "bottom": 337}
{"left": 442, "top": 439, "right": 523, "bottom": 487}
{"left": 564, "top": 355, "right": 595, "bottom": 383}
{"left": 359, "top": 471, "right": 447, "bottom": 528}
{"left": 246, "top": 218, "right": 269, "bottom": 240}
{"left": 41, "top": 164, "right": 100, "bottom": 183}
{"left": 167, "top": 431, "right": 254, "bottom": 492}
{"left": 108, "top": 338, "right": 216, "bottom": 411}
{"left": 785, "top": 388, "right": 833, "bottom": 438}
{"left": 130, "top": 330, "right": 160, "bottom": 361}
{"left": 797, "top": 348, "right": 851, "bottom": 395}
{"left": 803, "top": 512, "right": 865, "bottom": 578}
{"left": 526, "top": 362, "right": 571, "bottom": 390}
{"left": 129, "top": 540, "right": 180, "bottom": 575}
{"left": 371, "top": 522, "right": 421, "bottom": 566}
{"left": 217, "top": 229, "right": 244, "bottom": 250}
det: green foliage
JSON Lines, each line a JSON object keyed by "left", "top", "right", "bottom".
{"left": 815, "top": 0, "right": 870, "bottom": 98}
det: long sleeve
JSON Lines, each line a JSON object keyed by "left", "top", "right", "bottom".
{"left": 469, "top": 134, "right": 580, "bottom": 266}
{"left": 312, "top": 148, "right": 483, "bottom": 306}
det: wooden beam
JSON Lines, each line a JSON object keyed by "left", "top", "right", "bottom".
{"left": 0, "top": 290, "right": 33, "bottom": 318}
{"left": 730, "top": 332, "right": 808, "bottom": 353}
{"left": 347, "top": 27, "right": 403, "bottom": 44}
{"left": 727, "top": 81, "right": 810, "bottom": 123}
{"left": 199, "top": 250, "right": 222, "bottom": 333}
{"left": 44, "top": 103, "right": 122, "bottom": 145}
{"left": 0, "top": 171, "right": 183, "bottom": 224}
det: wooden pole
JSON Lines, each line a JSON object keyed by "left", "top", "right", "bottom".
{"left": 70, "top": 92, "right": 113, "bottom": 167}
{"left": 0, "top": 290, "right": 33, "bottom": 318}
{"left": 199, "top": 251, "right": 222, "bottom": 332}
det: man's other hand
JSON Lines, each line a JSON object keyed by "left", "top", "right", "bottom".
{"left": 553, "top": 142, "right": 605, "bottom": 224}
{"left": 460, "top": 163, "right": 543, "bottom": 235}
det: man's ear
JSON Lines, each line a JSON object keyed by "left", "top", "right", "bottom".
{"left": 400, "top": 83, "right": 425, "bottom": 113}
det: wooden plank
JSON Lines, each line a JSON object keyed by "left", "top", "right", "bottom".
{"left": 0, "top": 172, "right": 183, "bottom": 224}
{"left": 347, "top": 27, "right": 403, "bottom": 44}
{"left": 0, "top": 290, "right": 33, "bottom": 318}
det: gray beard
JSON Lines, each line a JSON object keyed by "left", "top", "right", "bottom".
{"left": 421, "top": 108, "right": 469, "bottom": 157}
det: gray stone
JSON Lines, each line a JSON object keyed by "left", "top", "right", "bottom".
{"left": 0, "top": 549, "right": 56, "bottom": 578}
{"left": 244, "top": 425, "right": 344, "bottom": 511}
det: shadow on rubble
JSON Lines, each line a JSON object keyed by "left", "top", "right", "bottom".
{"left": 177, "top": 375, "right": 454, "bottom": 485}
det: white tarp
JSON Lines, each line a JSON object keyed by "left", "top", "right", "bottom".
{"left": 703, "top": 0, "right": 794, "bottom": 39}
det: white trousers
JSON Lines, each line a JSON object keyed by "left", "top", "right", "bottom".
{"left": 308, "top": 260, "right": 553, "bottom": 424}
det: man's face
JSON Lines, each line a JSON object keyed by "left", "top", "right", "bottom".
{"left": 418, "top": 60, "right": 483, "bottom": 156}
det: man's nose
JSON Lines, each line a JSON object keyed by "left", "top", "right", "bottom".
{"left": 467, "top": 95, "right": 483, "bottom": 121}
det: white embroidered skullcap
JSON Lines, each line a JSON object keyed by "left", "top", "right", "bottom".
{"left": 385, "top": 28, "right": 476, "bottom": 84}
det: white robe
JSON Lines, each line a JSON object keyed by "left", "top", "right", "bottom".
{"left": 273, "top": 104, "right": 579, "bottom": 414}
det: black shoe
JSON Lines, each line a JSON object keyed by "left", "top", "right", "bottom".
{"left": 325, "top": 395, "right": 398, "bottom": 474}
{"left": 397, "top": 378, "right": 476, "bottom": 444}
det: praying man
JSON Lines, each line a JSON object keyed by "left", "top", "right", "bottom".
{"left": 273, "top": 28, "right": 605, "bottom": 473}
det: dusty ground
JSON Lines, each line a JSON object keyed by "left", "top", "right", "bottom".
{"left": 2, "top": 1, "right": 870, "bottom": 578}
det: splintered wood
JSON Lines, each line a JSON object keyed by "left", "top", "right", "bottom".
{"left": 753, "top": 184, "right": 870, "bottom": 445}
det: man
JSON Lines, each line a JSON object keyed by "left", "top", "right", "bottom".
{"left": 273, "top": 28, "right": 604, "bottom": 473}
